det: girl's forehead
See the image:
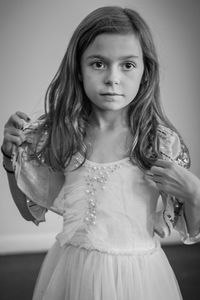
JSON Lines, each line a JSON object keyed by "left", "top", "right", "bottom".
{"left": 82, "top": 33, "right": 143, "bottom": 58}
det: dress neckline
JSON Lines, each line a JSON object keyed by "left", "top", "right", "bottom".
{"left": 77, "top": 152, "right": 130, "bottom": 167}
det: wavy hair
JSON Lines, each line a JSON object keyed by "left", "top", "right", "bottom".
{"left": 36, "top": 6, "right": 190, "bottom": 170}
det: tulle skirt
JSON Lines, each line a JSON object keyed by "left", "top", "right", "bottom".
{"left": 32, "top": 241, "right": 182, "bottom": 300}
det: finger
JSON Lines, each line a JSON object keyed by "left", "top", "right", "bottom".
{"left": 154, "top": 175, "right": 163, "bottom": 183}
{"left": 145, "top": 173, "right": 163, "bottom": 183}
{"left": 154, "top": 182, "right": 166, "bottom": 192}
{"left": 150, "top": 165, "right": 166, "bottom": 176}
{"left": 153, "top": 159, "right": 173, "bottom": 168}
{"left": 4, "top": 132, "right": 26, "bottom": 145}
{"left": 1, "top": 142, "right": 13, "bottom": 156}
{"left": 154, "top": 180, "right": 179, "bottom": 196}
{"left": 6, "top": 112, "right": 30, "bottom": 130}
{"left": 153, "top": 179, "right": 172, "bottom": 192}
{"left": 8, "top": 114, "right": 26, "bottom": 129}
{"left": 5, "top": 127, "right": 25, "bottom": 137}
{"left": 152, "top": 175, "right": 163, "bottom": 184}
{"left": 15, "top": 111, "right": 30, "bottom": 122}
{"left": 5, "top": 134, "right": 25, "bottom": 147}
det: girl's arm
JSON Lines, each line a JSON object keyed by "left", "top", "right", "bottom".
{"left": 150, "top": 159, "right": 200, "bottom": 237}
{"left": 180, "top": 177, "right": 200, "bottom": 237}
{"left": 184, "top": 201, "right": 200, "bottom": 237}
{"left": 2, "top": 111, "right": 35, "bottom": 222}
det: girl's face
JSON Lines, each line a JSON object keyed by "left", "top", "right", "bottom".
{"left": 80, "top": 33, "right": 144, "bottom": 113}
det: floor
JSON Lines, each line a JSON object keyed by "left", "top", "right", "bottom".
{"left": 0, "top": 243, "right": 200, "bottom": 300}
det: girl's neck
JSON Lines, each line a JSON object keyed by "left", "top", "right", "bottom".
{"left": 85, "top": 109, "right": 132, "bottom": 163}
{"left": 88, "top": 108, "right": 128, "bottom": 131}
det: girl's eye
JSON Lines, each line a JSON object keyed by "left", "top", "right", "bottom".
{"left": 123, "top": 62, "right": 136, "bottom": 70}
{"left": 92, "top": 61, "right": 105, "bottom": 69}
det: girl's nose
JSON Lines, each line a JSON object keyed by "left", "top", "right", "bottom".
{"left": 104, "top": 67, "right": 120, "bottom": 85}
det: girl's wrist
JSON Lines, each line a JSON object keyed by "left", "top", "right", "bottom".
{"left": 1, "top": 146, "right": 14, "bottom": 173}
{"left": 3, "top": 158, "right": 14, "bottom": 173}
{"left": 3, "top": 162, "right": 14, "bottom": 174}
{"left": 1, "top": 145, "right": 12, "bottom": 159}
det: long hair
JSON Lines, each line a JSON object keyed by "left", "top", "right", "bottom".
{"left": 35, "top": 6, "right": 190, "bottom": 170}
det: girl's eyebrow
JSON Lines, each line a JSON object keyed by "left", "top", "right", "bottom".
{"left": 86, "top": 55, "right": 139, "bottom": 60}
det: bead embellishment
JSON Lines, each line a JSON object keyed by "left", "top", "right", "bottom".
{"left": 74, "top": 154, "right": 122, "bottom": 227}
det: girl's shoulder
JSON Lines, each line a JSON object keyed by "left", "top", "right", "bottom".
{"left": 156, "top": 124, "right": 190, "bottom": 168}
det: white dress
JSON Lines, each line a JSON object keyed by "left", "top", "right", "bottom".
{"left": 13, "top": 124, "right": 196, "bottom": 300}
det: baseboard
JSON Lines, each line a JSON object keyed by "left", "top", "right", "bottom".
{"left": 0, "top": 233, "right": 57, "bottom": 254}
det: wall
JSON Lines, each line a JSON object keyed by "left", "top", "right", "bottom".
{"left": 0, "top": 0, "right": 200, "bottom": 253}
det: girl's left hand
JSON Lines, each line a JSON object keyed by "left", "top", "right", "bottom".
{"left": 146, "top": 159, "right": 200, "bottom": 203}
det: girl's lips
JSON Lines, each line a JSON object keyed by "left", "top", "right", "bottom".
{"left": 100, "top": 93, "right": 123, "bottom": 96}
{"left": 100, "top": 93, "right": 124, "bottom": 102}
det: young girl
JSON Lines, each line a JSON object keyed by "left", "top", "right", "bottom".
{"left": 2, "top": 6, "right": 200, "bottom": 300}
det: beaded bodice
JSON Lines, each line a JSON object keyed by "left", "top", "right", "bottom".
{"left": 13, "top": 122, "right": 192, "bottom": 250}
{"left": 55, "top": 153, "right": 160, "bottom": 253}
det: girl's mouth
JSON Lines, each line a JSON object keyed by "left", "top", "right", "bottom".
{"left": 100, "top": 93, "right": 123, "bottom": 96}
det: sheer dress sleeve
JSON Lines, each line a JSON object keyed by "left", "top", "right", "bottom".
{"left": 154, "top": 125, "right": 200, "bottom": 244}
{"left": 12, "top": 120, "right": 65, "bottom": 225}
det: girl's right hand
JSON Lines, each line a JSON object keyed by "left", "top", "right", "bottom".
{"left": 2, "top": 111, "right": 30, "bottom": 157}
